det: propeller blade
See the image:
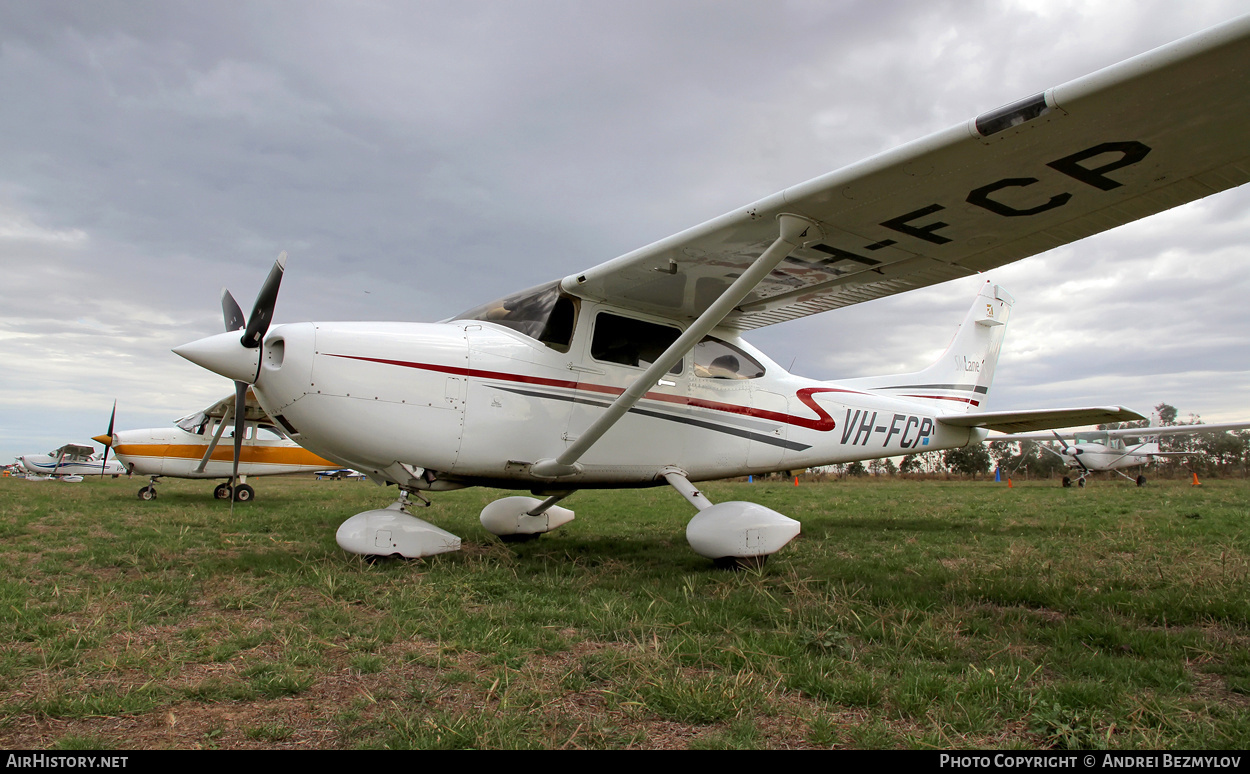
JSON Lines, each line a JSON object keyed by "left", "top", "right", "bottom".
{"left": 232, "top": 379, "right": 246, "bottom": 486}
{"left": 221, "top": 289, "right": 245, "bottom": 332}
{"left": 100, "top": 401, "right": 116, "bottom": 477}
{"left": 1053, "top": 431, "right": 1092, "bottom": 472}
{"left": 1050, "top": 430, "right": 1069, "bottom": 452}
{"left": 240, "top": 252, "right": 286, "bottom": 349}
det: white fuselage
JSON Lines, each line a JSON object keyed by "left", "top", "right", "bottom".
{"left": 252, "top": 308, "right": 984, "bottom": 490}
{"left": 18, "top": 453, "right": 128, "bottom": 477}
{"left": 109, "top": 425, "right": 333, "bottom": 479}
{"left": 1062, "top": 442, "right": 1158, "bottom": 472}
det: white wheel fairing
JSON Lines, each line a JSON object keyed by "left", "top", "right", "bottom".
{"left": 336, "top": 507, "right": 462, "bottom": 559}
{"left": 480, "top": 496, "right": 575, "bottom": 537}
{"left": 686, "top": 502, "right": 800, "bottom": 560}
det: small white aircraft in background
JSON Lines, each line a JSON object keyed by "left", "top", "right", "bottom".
{"left": 93, "top": 390, "right": 335, "bottom": 501}
{"left": 18, "top": 443, "right": 129, "bottom": 481}
{"left": 993, "top": 422, "right": 1250, "bottom": 487}
{"left": 174, "top": 16, "right": 1250, "bottom": 566}
{"left": 316, "top": 468, "right": 367, "bottom": 480}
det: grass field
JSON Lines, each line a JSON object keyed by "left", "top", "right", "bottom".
{"left": 0, "top": 473, "right": 1247, "bottom": 749}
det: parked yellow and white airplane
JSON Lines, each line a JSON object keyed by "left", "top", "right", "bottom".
{"left": 175, "top": 16, "right": 1250, "bottom": 565}
{"left": 93, "top": 391, "right": 334, "bottom": 501}
{"left": 18, "top": 442, "right": 128, "bottom": 481}
{"left": 993, "top": 422, "right": 1250, "bottom": 487}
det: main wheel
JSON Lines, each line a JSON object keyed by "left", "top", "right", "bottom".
{"left": 1077, "top": 478, "right": 1085, "bottom": 488}
{"left": 1136, "top": 475, "right": 1146, "bottom": 487}
{"left": 233, "top": 484, "right": 255, "bottom": 502}
{"left": 138, "top": 486, "right": 156, "bottom": 501}
{"left": 213, "top": 483, "right": 232, "bottom": 500}
{"left": 1062, "top": 477, "right": 1071, "bottom": 488}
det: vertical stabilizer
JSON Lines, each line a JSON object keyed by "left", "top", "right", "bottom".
{"left": 834, "top": 281, "right": 1013, "bottom": 414}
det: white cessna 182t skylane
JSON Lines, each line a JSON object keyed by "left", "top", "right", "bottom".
{"left": 176, "top": 15, "right": 1250, "bottom": 567}
{"left": 93, "top": 391, "right": 334, "bottom": 501}
{"left": 993, "top": 422, "right": 1250, "bottom": 488}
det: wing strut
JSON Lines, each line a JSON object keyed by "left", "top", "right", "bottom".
{"left": 530, "top": 213, "right": 822, "bottom": 479}
{"left": 194, "top": 406, "right": 234, "bottom": 474}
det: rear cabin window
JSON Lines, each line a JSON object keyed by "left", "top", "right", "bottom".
{"left": 693, "top": 337, "right": 766, "bottom": 380}
{"left": 591, "top": 313, "right": 683, "bottom": 374}
{"left": 454, "top": 281, "right": 576, "bottom": 352}
{"left": 256, "top": 425, "right": 285, "bottom": 441}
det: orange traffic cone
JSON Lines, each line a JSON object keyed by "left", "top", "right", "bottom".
{"left": 1191, "top": 472, "right": 1202, "bottom": 486}
{"left": 1007, "top": 478, "right": 1013, "bottom": 488}
{"left": 794, "top": 476, "right": 799, "bottom": 486}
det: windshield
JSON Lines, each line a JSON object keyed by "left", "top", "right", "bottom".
{"left": 175, "top": 412, "right": 209, "bottom": 434}
{"left": 454, "top": 281, "right": 576, "bottom": 351}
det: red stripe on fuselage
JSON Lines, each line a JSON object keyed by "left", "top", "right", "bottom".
{"left": 326, "top": 354, "right": 841, "bottom": 431}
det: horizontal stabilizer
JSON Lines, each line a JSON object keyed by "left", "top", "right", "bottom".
{"left": 941, "top": 406, "right": 1144, "bottom": 434}
{"left": 997, "top": 420, "right": 1250, "bottom": 442}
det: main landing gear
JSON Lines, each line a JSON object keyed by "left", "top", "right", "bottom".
{"left": 336, "top": 489, "right": 462, "bottom": 560}
{"left": 663, "top": 467, "right": 800, "bottom": 570}
{"left": 1062, "top": 472, "right": 1147, "bottom": 487}
{"left": 136, "top": 476, "right": 257, "bottom": 501}
{"left": 331, "top": 468, "right": 801, "bottom": 569}
{"left": 214, "top": 482, "right": 256, "bottom": 501}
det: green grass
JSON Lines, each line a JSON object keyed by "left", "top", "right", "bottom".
{"left": 0, "top": 474, "right": 1247, "bottom": 748}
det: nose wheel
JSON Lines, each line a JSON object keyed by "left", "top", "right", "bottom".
{"left": 138, "top": 476, "right": 161, "bottom": 500}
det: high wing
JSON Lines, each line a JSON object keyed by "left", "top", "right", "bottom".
{"left": 197, "top": 388, "right": 273, "bottom": 425}
{"left": 561, "top": 15, "right": 1250, "bottom": 329}
{"left": 995, "top": 421, "right": 1250, "bottom": 443}
{"left": 54, "top": 443, "right": 98, "bottom": 461}
{"left": 941, "top": 407, "right": 1145, "bottom": 435}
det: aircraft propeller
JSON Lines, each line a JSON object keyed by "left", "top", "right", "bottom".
{"left": 99, "top": 401, "right": 116, "bottom": 477}
{"left": 1051, "top": 430, "right": 1089, "bottom": 473}
{"left": 177, "top": 253, "right": 287, "bottom": 501}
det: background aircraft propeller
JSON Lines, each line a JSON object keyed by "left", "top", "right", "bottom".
{"left": 99, "top": 400, "right": 116, "bottom": 477}
{"left": 1051, "top": 430, "right": 1089, "bottom": 473}
{"left": 216, "top": 252, "right": 286, "bottom": 501}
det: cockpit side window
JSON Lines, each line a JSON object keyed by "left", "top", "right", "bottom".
{"left": 590, "top": 312, "right": 683, "bottom": 374}
{"left": 693, "top": 337, "right": 766, "bottom": 380}
{"left": 454, "top": 281, "right": 577, "bottom": 352}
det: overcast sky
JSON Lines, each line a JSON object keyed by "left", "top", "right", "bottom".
{"left": 2, "top": 0, "right": 1248, "bottom": 464}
